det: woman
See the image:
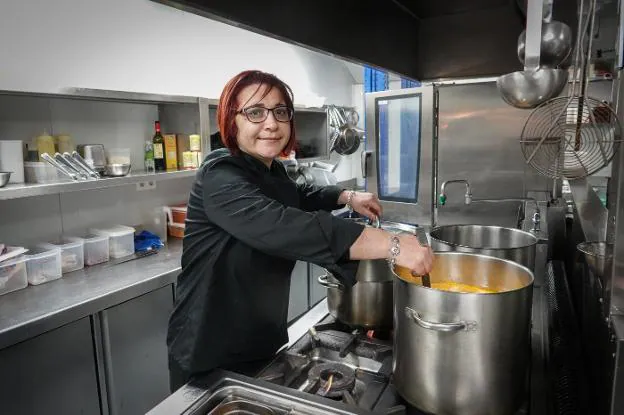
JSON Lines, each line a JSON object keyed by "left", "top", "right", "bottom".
{"left": 166, "top": 70, "right": 433, "bottom": 390}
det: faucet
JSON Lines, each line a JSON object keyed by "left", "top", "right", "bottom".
{"left": 438, "top": 179, "right": 541, "bottom": 233}
{"left": 439, "top": 179, "right": 473, "bottom": 206}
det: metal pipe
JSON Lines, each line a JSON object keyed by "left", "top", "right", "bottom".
{"left": 471, "top": 197, "right": 540, "bottom": 215}
{"left": 439, "top": 179, "right": 541, "bottom": 232}
{"left": 470, "top": 198, "right": 541, "bottom": 232}
{"left": 439, "top": 179, "right": 472, "bottom": 205}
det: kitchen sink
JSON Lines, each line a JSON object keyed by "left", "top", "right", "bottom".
{"left": 208, "top": 397, "right": 286, "bottom": 415}
{"left": 194, "top": 386, "right": 294, "bottom": 414}
{"left": 148, "top": 370, "right": 375, "bottom": 415}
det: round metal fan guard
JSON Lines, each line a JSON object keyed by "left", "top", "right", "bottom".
{"left": 520, "top": 96, "right": 622, "bottom": 179}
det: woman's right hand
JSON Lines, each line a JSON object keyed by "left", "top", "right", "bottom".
{"left": 395, "top": 234, "right": 434, "bottom": 276}
{"left": 349, "top": 227, "right": 434, "bottom": 275}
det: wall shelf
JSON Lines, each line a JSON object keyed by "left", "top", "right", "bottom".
{"left": 0, "top": 88, "right": 201, "bottom": 105}
{"left": 0, "top": 169, "right": 197, "bottom": 201}
{"left": 0, "top": 87, "right": 328, "bottom": 111}
{"left": 0, "top": 86, "right": 330, "bottom": 202}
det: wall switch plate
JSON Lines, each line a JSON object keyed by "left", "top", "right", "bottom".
{"left": 136, "top": 181, "right": 157, "bottom": 191}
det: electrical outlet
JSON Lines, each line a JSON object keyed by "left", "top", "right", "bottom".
{"left": 136, "top": 181, "right": 157, "bottom": 191}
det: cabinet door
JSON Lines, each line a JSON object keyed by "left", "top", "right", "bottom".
{"left": 288, "top": 261, "right": 309, "bottom": 322}
{"left": 101, "top": 285, "right": 174, "bottom": 415}
{"left": 0, "top": 317, "right": 101, "bottom": 415}
{"left": 309, "top": 263, "right": 328, "bottom": 307}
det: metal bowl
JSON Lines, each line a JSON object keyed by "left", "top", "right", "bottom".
{"left": 497, "top": 68, "right": 568, "bottom": 109}
{"left": 104, "top": 164, "right": 131, "bottom": 177}
{"left": 577, "top": 241, "right": 613, "bottom": 278}
{"left": 518, "top": 21, "right": 573, "bottom": 68}
{"left": 0, "top": 171, "right": 11, "bottom": 188}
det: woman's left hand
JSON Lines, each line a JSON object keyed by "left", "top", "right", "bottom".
{"left": 342, "top": 191, "right": 382, "bottom": 220}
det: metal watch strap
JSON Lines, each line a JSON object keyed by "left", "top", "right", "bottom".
{"left": 388, "top": 235, "right": 400, "bottom": 267}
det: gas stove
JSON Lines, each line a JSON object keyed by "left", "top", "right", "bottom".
{"left": 257, "top": 315, "right": 532, "bottom": 415}
{"left": 256, "top": 317, "right": 420, "bottom": 415}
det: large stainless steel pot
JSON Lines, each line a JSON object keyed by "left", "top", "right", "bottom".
{"left": 393, "top": 252, "right": 534, "bottom": 415}
{"left": 430, "top": 224, "right": 538, "bottom": 270}
{"left": 318, "top": 218, "right": 415, "bottom": 329}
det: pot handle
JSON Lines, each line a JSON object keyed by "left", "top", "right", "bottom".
{"left": 318, "top": 274, "right": 343, "bottom": 290}
{"left": 405, "top": 307, "right": 476, "bottom": 332}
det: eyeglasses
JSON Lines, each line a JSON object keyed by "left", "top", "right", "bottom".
{"left": 237, "top": 106, "right": 294, "bottom": 123}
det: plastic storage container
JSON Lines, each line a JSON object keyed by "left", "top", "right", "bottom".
{"left": 41, "top": 237, "right": 85, "bottom": 273}
{"left": 82, "top": 234, "right": 110, "bottom": 266}
{"left": 24, "top": 162, "right": 62, "bottom": 183}
{"left": 106, "top": 148, "right": 131, "bottom": 165}
{"left": 55, "top": 134, "right": 75, "bottom": 154}
{"left": 168, "top": 222, "right": 185, "bottom": 239}
{"left": 24, "top": 247, "right": 63, "bottom": 285}
{"left": 0, "top": 256, "right": 28, "bottom": 296}
{"left": 90, "top": 225, "right": 135, "bottom": 258}
{"left": 166, "top": 205, "right": 187, "bottom": 224}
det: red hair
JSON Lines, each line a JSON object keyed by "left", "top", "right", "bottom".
{"left": 217, "top": 70, "right": 297, "bottom": 157}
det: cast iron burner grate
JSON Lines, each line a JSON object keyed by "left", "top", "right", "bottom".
{"left": 298, "top": 362, "right": 363, "bottom": 406}
{"left": 313, "top": 321, "right": 393, "bottom": 341}
{"left": 308, "top": 321, "right": 393, "bottom": 360}
{"left": 308, "top": 363, "right": 356, "bottom": 399}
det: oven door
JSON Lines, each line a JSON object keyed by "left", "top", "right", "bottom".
{"left": 364, "top": 86, "right": 438, "bottom": 226}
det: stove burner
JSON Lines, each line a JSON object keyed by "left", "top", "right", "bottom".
{"left": 313, "top": 320, "right": 393, "bottom": 343}
{"left": 367, "top": 329, "right": 393, "bottom": 341}
{"left": 308, "top": 363, "right": 356, "bottom": 399}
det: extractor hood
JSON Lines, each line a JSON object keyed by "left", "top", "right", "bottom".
{"left": 152, "top": 0, "right": 579, "bottom": 80}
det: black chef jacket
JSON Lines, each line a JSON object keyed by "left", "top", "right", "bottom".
{"left": 166, "top": 148, "right": 364, "bottom": 390}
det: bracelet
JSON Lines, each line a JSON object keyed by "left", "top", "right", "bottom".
{"left": 345, "top": 190, "right": 356, "bottom": 212}
{"left": 387, "top": 235, "right": 400, "bottom": 268}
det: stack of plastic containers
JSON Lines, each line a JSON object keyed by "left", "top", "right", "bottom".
{"left": 0, "top": 224, "right": 137, "bottom": 297}
{"left": 0, "top": 247, "right": 28, "bottom": 296}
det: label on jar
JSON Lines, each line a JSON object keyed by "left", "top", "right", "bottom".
{"left": 182, "top": 151, "right": 195, "bottom": 169}
{"left": 154, "top": 143, "right": 164, "bottom": 159}
{"left": 189, "top": 134, "right": 201, "bottom": 151}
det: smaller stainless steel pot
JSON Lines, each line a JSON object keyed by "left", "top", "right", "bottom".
{"left": 317, "top": 218, "right": 416, "bottom": 328}
{"left": 318, "top": 272, "right": 393, "bottom": 329}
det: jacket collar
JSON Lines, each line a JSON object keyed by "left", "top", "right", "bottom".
{"left": 240, "top": 151, "right": 279, "bottom": 173}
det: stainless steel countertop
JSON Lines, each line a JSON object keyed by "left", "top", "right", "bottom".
{"left": 0, "top": 240, "right": 182, "bottom": 350}
{"left": 0, "top": 202, "right": 525, "bottom": 351}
